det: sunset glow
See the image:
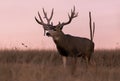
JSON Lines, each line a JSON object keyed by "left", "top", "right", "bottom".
{"left": 0, "top": 0, "right": 120, "bottom": 50}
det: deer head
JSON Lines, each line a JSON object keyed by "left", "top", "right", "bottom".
{"left": 35, "top": 6, "right": 78, "bottom": 38}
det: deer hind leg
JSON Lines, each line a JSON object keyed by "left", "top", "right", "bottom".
{"left": 89, "top": 52, "right": 96, "bottom": 66}
{"left": 62, "top": 56, "right": 67, "bottom": 68}
{"left": 85, "top": 56, "right": 89, "bottom": 68}
{"left": 82, "top": 53, "right": 90, "bottom": 70}
{"left": 85, "top": 53, "right": 94, "bottom": 70}
{"left": 84, "top": 52, "right": 92, "bottom": 64}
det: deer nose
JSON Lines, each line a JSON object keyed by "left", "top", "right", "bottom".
{"left": 46, "top": 32, "right": 51, "bottom": 36}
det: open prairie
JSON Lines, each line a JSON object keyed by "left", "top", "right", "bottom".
{"left": 0, "top": 49, "right": 120, "bottom": 81}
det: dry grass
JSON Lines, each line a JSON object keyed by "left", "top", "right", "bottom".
{"left": 0, "top": 49, "right": 120, "bottom": 81}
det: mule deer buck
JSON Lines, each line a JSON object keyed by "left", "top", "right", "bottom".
{"left": 35, "top": 6, "right": 95, "bottom": 72}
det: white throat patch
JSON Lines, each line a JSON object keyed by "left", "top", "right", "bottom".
{"left": 54, "top": 36, "right": 60, "bottom": 41}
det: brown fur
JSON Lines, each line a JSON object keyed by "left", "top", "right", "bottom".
{"left": 47, "top": 29, "right": 94, "bottom": 63}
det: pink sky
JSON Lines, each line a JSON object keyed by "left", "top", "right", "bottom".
{"left": 0, "top": 0, "right": 120, "bottom": 50}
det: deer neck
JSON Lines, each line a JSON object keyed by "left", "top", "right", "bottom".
{"left": 53, "top": 32, "right": 65, "bottom": 44}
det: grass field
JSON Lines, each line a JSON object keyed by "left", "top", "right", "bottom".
{"left": 0, "top": 49, "right": 120, "bottom": 81}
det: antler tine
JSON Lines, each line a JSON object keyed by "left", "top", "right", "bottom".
{"left": 37, "top": 11, "right": 45, "bottom": 24}
{"left": 38, "top": 11, "right": 44, "bottom": 23}
{"left": 35, "top": 15, "right": 46, "bottom": 36}
{"left": 35, "top": 16, "right": 41, "bottom": 24}
{"left": 42, "top": 8, "right": 54, "bottom": 24}
{"left": 49, "top": 8, "right": 54, "bottom": 22}
{"left": 71, "top": 6, "right": 78, "bottom": 18}
{"left": 61, "top": 6, "right": 78, "bottom": 26}
{"left": 42, "top": 8, "right": 47, "bottom": 18}
{"left": 35, "top": 11, "right": 45, "bottom": 25}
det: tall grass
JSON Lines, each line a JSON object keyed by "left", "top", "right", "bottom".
{"left": 0, "top": 49, "right": 120, "bottom": 81}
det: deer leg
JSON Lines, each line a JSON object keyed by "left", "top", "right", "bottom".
{"left": 84, "top": 55, "right": 89, "bottom": 71}
{"left": 89, "top": 53, "right": 96, "bottom": 66}
{"left": 71, "top": 56, "right": 77, "bottom": 75}
{"left": 62, "top": 56, "right": 67, "bottom": 68}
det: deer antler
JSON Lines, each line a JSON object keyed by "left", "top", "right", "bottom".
{"left": 35, "top": 8, "right": 54, "bottom": 26}
{"left": 35, "top": 8, "right": 54, "bottom": 35}
{"left": 35, "top": 12, "right": 44, "bottom": 25}
{"left": 61, "top": 6, "right": 78, "bottom": 26}
{"left": 35, "top": 6, "right": 78, "bottom": 35}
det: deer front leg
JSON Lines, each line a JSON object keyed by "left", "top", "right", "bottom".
{"left": 71, "top": 56, "right": 77, "bottom": 75}
{"left": 62, "top": 56, "right": 67, "bottom": 68}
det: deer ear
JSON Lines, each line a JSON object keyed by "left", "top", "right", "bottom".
{"left": 60, "top": 26, "right": 63, "bottom": 30}
{"left": 57, "top": 22, "right": 63, "bottom": 30}
{"left": 57, "top": 25, "right": 63, "bottom": 30}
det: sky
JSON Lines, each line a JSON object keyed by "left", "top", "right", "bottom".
{"left": 0, "top": 0, "right": 120, "bottom": 50}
